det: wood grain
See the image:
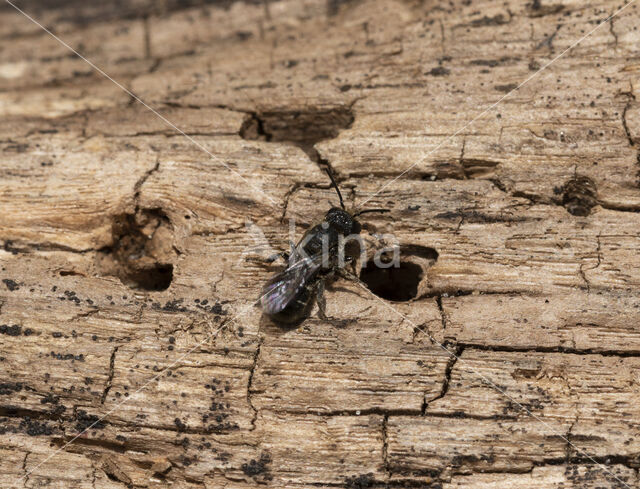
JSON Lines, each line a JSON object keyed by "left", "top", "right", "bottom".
{"left": 1, "top": 0, "right": 639, "bottom": 487}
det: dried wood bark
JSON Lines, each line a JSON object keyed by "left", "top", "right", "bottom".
{"left": 1, "top": 0, "right": 640, "bottom": 488}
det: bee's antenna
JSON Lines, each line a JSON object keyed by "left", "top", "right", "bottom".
{"left": 353, "top": 208, "right": 390, "bottom": 217}
{"left": 324, "top": 167, "right": 345, "bottom": 210}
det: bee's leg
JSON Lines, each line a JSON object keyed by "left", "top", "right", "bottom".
{"left": 344, "top": 254, "right": 359, "bottom": 276}
{"left": 265, "top": 252, "right": 286, "bottom": 263}
{"left": 286, "top": 241, "right": 298, "bottom": 264}
{"left": 335, "top": 266, "right": 370, "bottom": 290}
{"left": 266, "top": 241, "right": 296, "bottom": 264}
{"left": 316, "top": 279, "right": 328, "bottom": 320}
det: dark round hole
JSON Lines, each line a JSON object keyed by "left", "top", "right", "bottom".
{"left": 100, "top": 210, "right": 175, "bottom": 291}
{"left": 359, "top": 261, "right": 423, "bottom": 302}
{"left": 562, "top": 176, "right": 598, "bottom": 217}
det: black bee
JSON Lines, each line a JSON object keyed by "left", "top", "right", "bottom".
{"left": 260, "top": 169, "right": 388, "bottom": 326}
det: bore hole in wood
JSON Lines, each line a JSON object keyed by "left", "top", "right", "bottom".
{"left": 359, "top": 245, "right": 438, "bottom": 301}
{"left": 97, "top": 209, "right": 174, "bottom": 291}
{"left": 240, "top": 106, "right": 354, "bottom": 161}
{"left": 360, "top": 261, "right": 423, "bottom": 301}
{"left": 562, "top": 175, "right": 598, "bottom": 216}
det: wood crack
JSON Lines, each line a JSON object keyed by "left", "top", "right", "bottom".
{"left": 536, "top": 23, "right": 562, "bottom": 50}
{"left": 3, "top": 1, "right": 640, "bottom": 486}
{"left": 22, "top": 451, "right": 30, "bottom": 488}
{"left": 246, "top": 336, "right": 263, "bottom": 431}
{"left": 132, "top": 157, "right": 160, "bottom": 209}
{"left": 455, "top": 342, "right": 640, "bottom": 358}
{"left": 609, "top": 9, "right": 619, "bottom": 48}
{"left": 423, "top": 345, "right": 464, "bottom": 414}
{"left": 0, "top": 240, "right": 105, "bottom": 255}
{"left": 621, "top": 95, "right": 636, "bottom": 147}
{"left": 381, "top": 414, "right": 390, "bottom": 480}
{"left": 101, "top": 346, "right": 119, "bottom": 405}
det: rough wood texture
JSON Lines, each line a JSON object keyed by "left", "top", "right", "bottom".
{"left": 1, "top": 0, "right": 640, "bottom": 488}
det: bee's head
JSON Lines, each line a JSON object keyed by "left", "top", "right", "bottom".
{"left": 324, "top": 207, "right": 359, "bottom": 235}
{"left": 322, "top": 167, "right": 385, "bottom": 236}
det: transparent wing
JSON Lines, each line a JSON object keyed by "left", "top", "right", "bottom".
{"left": 260, "top": 252, "right": 323, "bottom": 315}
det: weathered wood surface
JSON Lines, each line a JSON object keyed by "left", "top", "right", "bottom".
{"left": 1, "top": 0, "right": 640, "bottom": 488}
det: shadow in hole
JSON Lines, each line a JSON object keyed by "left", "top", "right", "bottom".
{"left": 359, "top": 262, "right": 423, "bottom": 302}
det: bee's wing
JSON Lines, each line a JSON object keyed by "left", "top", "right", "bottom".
{"left": 260, "top": 253, "right": 323, "bottom": 315}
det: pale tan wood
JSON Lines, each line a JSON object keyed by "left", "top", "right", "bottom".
{"left": 443, "top": 465, "right": 638, "bottom": 489}
{"left": 1, "top": 0, "right": 640, "bottom": 488}
{"left": 442, "top": 291, "right": 640, "bottom": 352}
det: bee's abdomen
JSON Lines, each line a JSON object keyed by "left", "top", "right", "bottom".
{"left": 267, "top": 287, "right": 314, "bottom": 326}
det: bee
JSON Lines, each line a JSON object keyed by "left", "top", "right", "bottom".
{"left": 260, "top": 169, "right": 388, "bottom": 326}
